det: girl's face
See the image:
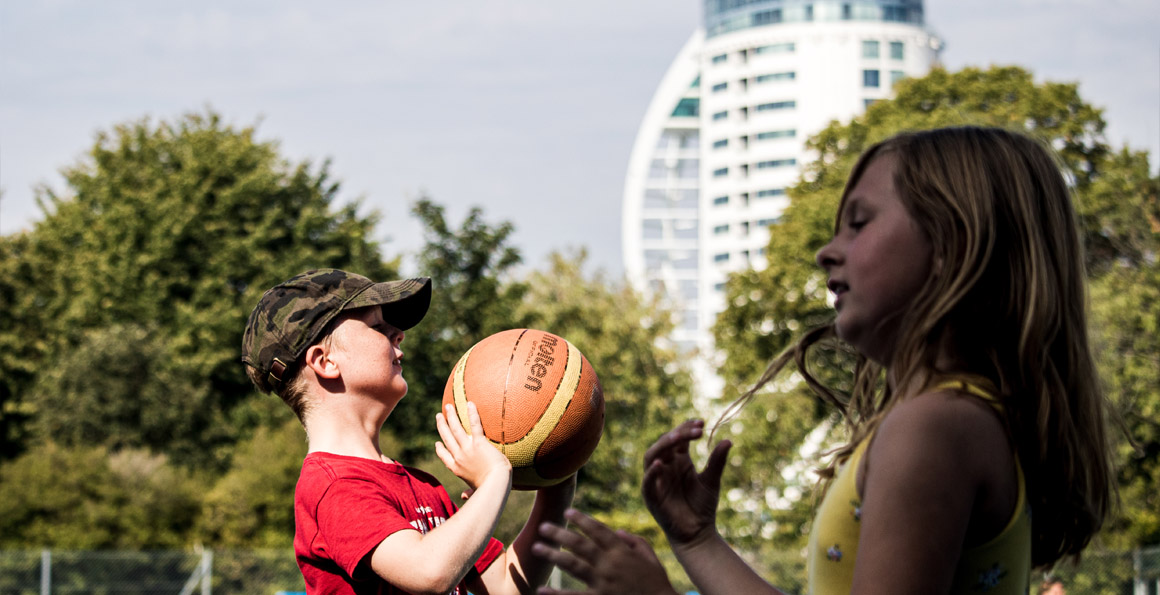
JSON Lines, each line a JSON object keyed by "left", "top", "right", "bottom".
{"left": 816, "top": 153, "right": 933, "bottom": 364}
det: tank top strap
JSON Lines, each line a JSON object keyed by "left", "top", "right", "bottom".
{"left": 931, "top": 376, "right": 1003, "bottom": 413}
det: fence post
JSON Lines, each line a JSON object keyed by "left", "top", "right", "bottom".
{"left": 1134, "top": 547, "right": 1145, "bottom": 595}
{"left": 202, "top": 549, "right": 213, "bottom": 595}
{"left": 40, "top": 549, "right": 51, "bottom": 595}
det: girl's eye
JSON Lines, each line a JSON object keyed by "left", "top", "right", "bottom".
{"left": 848, "top": 220, "right": 866, "bottom": 231}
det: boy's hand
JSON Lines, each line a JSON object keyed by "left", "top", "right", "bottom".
{"left": 436, "top": 401, "right": 512, "bottom": 490}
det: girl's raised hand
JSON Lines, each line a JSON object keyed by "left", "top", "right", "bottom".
{"left": 642, "top": 419, "right": 732, "bottom": 546}
{"left": 435, "top": 401, "right": 512, "bottom": 490}
{"left": 532, "top": 509, "right": 678, "bottom": 595}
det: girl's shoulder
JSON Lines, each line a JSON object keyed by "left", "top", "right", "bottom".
{"left": 872, "top": 383, "right": 1010, "bottom": 469}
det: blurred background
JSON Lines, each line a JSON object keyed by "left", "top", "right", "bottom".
{"left": 1, "top": 1, "right": 1156, "bottom": 593}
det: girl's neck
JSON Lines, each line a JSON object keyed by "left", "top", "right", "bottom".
{"left": 885, "top": 331, "right": 969, "bottom": 397}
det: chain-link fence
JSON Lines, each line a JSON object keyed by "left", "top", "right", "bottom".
{"left": 0, "top": 549, "right": 303, "bottom": 595}
{"left": 0, "top": 545, "right": 1156, "bottom": 594}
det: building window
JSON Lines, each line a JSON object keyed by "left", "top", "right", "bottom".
{"left": 862, "top": 40, "right": 880, "bottom": 59}
{"left": 713, "top": 195, "right": 729, "bottom": 206}
{"left": 754, "top": 71, "right": 796, "bottom": 84}
{"left": 883, "top": 6, "right": 911, "bottom": 22}
{"left": 891, "top": 70, "right": 906, "bottom": 86}
{"left": 863, "top": 69, "right": 880, "bottom": 88}
{"left": 656, "top": 130, "right": 699, "bottom": 149}
{"left": 713, "top": 224, "right": 730, "bottom": 235}
{"left": 757, "top": 217, "right": 780, "bottom": 226}
{"left": 713, "top": 167, "right": 729, "bottom": 177}
{"left": 756, "top": 100, "right": 796, "bottom": 111}
{"left": 890, "top": 41, "right": 904, "bottom": 60}
{"left": 754, "top": 42, "right": 795, "bottom": 55}
{"left": 673, "top": 221, "right": 698, "bottom": 239}
{"left": 714, "top": 252, "right": 731, "bottom": 263}
{"left": 711, "top": 53, "right": 727, "bottom": 64}
{"left": 756, "top": 128, "right": 796, "bottom": 140}
{"left": 752, "top": 9, "right": 782, "bottom": 26}
{"left": 864, "top": 98, "right": 879, "bottom": 108}
{"left": 756, "top": 159, "right": 796, "bottom": 169}
{"left": 672, "top": 250, "right": 697, "bottom": 269}
{"left": 711, "top": 82, "right": 728, "bottom": 93}
{"left": 642, "top": 219, "right": 663, "bottom": 240}
{"left": 644, "top": 188, "right": 698, "bottom": 209}
{"left": 757, "top": 188, "right": 786, "bottom": 198}
{"left": 671, "top": 97, "right": 699, "bottom": 117}
{"left": 648, "top": 158, "right": 700, "bottom": 180}
{"left": 712, "top": 110, "right": 728, "bottom": 121}
{"left": 679, "top": 279, "right": 698, "bottom": 300}
{"left": 712, "top": 138, "right": 729, "bottom": 149}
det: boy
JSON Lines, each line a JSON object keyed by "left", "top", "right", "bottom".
{"left": 242, "top": 269, "right": 575, "bottom": 594}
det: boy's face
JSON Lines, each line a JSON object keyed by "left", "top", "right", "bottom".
{"left": 328, "top": 306, "right": 409, "bottom": 404}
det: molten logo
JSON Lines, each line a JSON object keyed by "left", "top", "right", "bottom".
{"left": 524, "top": 335, "right": 559, "bottom": 391}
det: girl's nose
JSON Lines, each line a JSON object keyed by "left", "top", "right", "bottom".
{"left": 816, "top": 239, "right": 841, "bottom": 270}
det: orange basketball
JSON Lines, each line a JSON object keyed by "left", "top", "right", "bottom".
{"left": 442, "top": 329, "right": 605, "bottom": 489}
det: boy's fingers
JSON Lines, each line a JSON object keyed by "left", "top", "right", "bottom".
{"left": 466, "top": 401, "right": 486, "bottom": 438}
{"left": 444, "top": 403, "right": 470, "bottom": 442}
{"left": 434, "top": 441, "right": 453, "bottom": 468}
{"left": 435, "top": 412, "right": 461, "bottom": 457}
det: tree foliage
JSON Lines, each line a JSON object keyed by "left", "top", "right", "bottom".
{"left": 0, "top": 442, "right": 202, "bottom": 548}
{"left": 712, "top": 65, "right": 1160, "bottom": 551}
{"left": 391, "top": 198, "right": 533, "bottom": 459}
{"left": 515, "top": 251, "right": 695, "bottom": 513}
{"left": 0, "top": 110, "right": 394, "bottom": 467}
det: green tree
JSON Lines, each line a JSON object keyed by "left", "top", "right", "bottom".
{"left": 391, "top": 198, "right": 532, "bottom": 459}
{"left": 1, "top": 109, "right": 395, "bottom": 468}
{"left": 198, "top": 415, "right": 305, "bottom": 547}
{"left": 0, "top": 442, "right": 202, "bottom": 548}
{"left": 515, "top": 251, "right": 695, "bottom": 514}
{"left": 712, "top": 65, "right": 1160, "bottom": 557}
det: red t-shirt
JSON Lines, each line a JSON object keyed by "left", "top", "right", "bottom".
{"left": 294, "top": 452, "right": 504, "bottom": 594}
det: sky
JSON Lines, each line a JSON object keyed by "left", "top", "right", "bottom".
{"left": 1, "top": 0, "right": 1157, "bottom": 278}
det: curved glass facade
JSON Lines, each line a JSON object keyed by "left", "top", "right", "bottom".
{"left": 704, "top": 0, "right": 924, "bottom": 37}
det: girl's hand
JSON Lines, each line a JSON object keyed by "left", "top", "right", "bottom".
{"left": 642, "top": 419, "right": 732, "bottom": 547}
{"left": 532, "top": 509, "right": 678, "bottom": 595}
{"left": 435, "top": 402, "right": 512, "bottom": 490}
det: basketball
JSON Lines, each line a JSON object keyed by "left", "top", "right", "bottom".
{"left": 442, "top": 328, "right": 605, "bottom": 489}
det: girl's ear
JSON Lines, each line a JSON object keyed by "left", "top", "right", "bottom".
{"left": 303, "top": 343, "right": 341, "bottom": 380}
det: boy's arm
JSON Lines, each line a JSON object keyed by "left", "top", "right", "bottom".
{"left": 368, "top": 403, "right": 513, "bottom": 595}
{"left": 473, "top": 474, "right": 576, "bottom": 595}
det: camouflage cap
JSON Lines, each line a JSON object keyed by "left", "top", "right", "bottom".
{"left": 241, "top": 269, "right": 432, "bottom": 393}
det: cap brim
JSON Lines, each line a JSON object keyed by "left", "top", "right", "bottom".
{"left": 347, "top": 277, "right": 432, "bottom": 330}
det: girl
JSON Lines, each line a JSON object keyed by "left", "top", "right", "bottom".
{"left": 533, "top": 126, "right": 1116, "bottom": 594}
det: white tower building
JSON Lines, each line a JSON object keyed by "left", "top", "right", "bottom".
{"left": 622, "top": 0, "right": 942, "bottom": 398}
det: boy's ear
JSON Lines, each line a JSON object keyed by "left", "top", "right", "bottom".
{"left": 303, "top": 343, "right": 341, "bottom": 380}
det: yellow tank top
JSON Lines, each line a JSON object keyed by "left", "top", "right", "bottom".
{"left": 806, "top": 379, "right": 1031, "bottom": 594}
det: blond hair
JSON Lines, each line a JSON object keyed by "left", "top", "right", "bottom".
{"left": 717, "top": 126, "right": 1115, "bottom": 567}
{"left": 246, "top": 317, "right": 347, "bottom": 425}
